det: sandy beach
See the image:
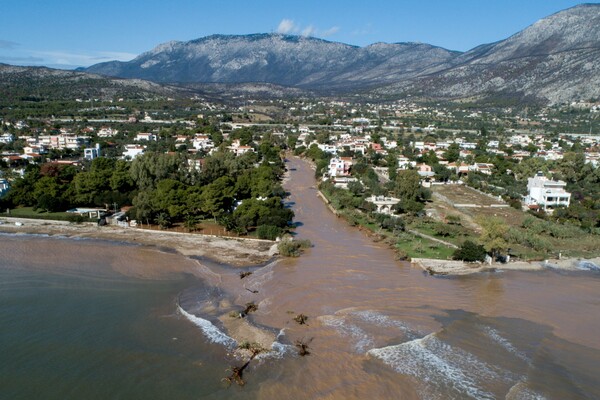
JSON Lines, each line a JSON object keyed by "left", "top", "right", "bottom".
{"left": 412, "top": 256, "right": 600, "bottom": 276}
{"left": 0, "top": 217, "right": 277, "bottom": 267}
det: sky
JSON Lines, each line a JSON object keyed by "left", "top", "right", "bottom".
{"left": 0, "top": 0, "right": 596, "bottom": 69}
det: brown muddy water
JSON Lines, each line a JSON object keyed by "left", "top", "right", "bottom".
{"left": 2, "top": 156, "right": 599, "bottom": 399}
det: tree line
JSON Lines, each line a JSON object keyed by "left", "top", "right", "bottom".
{"left": 1, "top": 137, "right": 293, "bottom": 239}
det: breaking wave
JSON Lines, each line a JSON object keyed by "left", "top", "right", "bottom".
{"left": 368, "top": 333, "right": 500, "bottom": 400}
{"left": 177, "top": 305, "right": 237, "bottom": 349}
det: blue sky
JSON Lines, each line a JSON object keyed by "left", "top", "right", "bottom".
{"left": 0, "top": 0, "right": 595, "bottom": 69}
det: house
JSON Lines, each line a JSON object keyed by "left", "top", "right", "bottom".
{"left": 525, "top": 172, "right": 571, "bottom": 212}
{"left": 328, "top": 157, "right": 353, "bottom": 177}
{"left": 470, "top": 163, "right": 494, "bottom": 175}
{"left": 122, "top": 144, "right": 146, "bottom": 159}
{"left": 331, "top": 176, "right": 358, "bottom": 189}
{"left": 192, "top": 135, "right": 214, "bottom": 151}
{"left": 416, "top": 163, "right": 435, "bottom": 178}
{"left": 228, "top": 140, "right": 254, "bottom": 156}
{"left": 398, "top": 156, "right": 416, "bottom": 170}
{"left": 135, "top": 132, "right": 157, "bottom": 141}
{"left": 0, "top": 133, "right": 13, "bottom": 144}
{"left": 97, "top": 127, "right": 118, "bottom": 138}
{"left": 84, "top": 144, "right": 101, "bottom": 161}
{"left": 0, "top": 178, "right": 9, "bottom": 197}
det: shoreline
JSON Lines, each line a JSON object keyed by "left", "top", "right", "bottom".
{"left": 412, "top": 256, "right": 600, "bottom": 276}
{"left": 0, "top": 217, "right": 278, "bottom": 267}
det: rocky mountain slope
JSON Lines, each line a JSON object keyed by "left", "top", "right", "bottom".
{"left": 379, "top": 3, "right": 600, "bottom": 104}
{"left": 84, "top": 4, "right": 600, "bottom": 104}
{"left": 86, "top": 34, "right": 458, "bottom": 92}
{"left": 0, "top": 63, "right": 184, "bottom": 101}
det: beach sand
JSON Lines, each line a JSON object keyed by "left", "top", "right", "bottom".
{"left": 412, "top": 256, "right": 600, "bottom": 276}
{"left": 0, "top": 217, "right": 277, "bottom": 267}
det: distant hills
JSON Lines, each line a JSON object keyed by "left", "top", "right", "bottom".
{"left": 0, "top": 64, "right": 184, "bottom": 101}
{"left": 3, "top": 4, "right": 599, "bottom": 105}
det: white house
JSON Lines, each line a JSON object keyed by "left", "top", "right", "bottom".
{"left": 84, "top": 144, "right": 101, "bottom": 161}
{"left": 398, "top": 156, "right": 416, "bottom": 170}
{"left": 135, "top": 132, "right": 157, "bottom": 141}
{"left": 122, "top": 144, "right": 146, "bottom": 159}
{"left": 0, "top": 178, "right": 9, "bottom": 196}
{"left": 525, "top": 173, "right": 571, "bottom": 212}
{"left": 192, "top": 134, "right": 214, "bottom": 151}
{"left": 97, "top": 127, "right": 118, "bottom": 138}
{"left": 0, "top": 133, "right": 14, "bottom": 144}
{"left": 328, "top": 157, "right": 353, "bottom": 177}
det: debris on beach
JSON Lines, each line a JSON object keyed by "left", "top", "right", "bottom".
{"left": 293, "top": 313, "right": 309, "bottom": 325}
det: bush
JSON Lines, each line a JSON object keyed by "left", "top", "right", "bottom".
{"left": 446, "top": 215, "right": 462, "bottom": 225}
{"left": 277, "top": 238, "right": 312, "bottom": 257}
{"left": 452, "top": 240, "right": 487, "bottom": 262}
{"left": 381, "top": 216, "right": 405, "bottom": 233}
{"left": 433, "top": 223, "right": 459, "bottom": 238}
{"left": 256, "top": 225, "right": 283, "bottom": 240}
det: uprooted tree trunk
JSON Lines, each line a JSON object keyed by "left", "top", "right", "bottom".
{"left": 240, "top": 302, "right": 258, "bottom": 317}
{"left": 293, "top": 313, "right": 308, "bottom": 325}
{"left": 239, "top": 271, "right": 252, "bottom": 279}
{"left": 295, "top": 338, "right": 312, "bottom": 356}
{"left": 222, "top": 344, "right": 265, "bottom": 386}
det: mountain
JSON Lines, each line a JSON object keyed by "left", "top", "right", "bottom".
{"left": 0, "top": 63, "right": 185, "bottom": 101}
{"left": 85, "top": 4, "right": 600, "bottom": 104}
{"left": 378, "top": 3, "right": 600, "bottom": 104}
{"left": 86, "top": 34, "right": 459, "bottom": 91}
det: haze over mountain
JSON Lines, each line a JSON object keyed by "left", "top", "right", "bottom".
{"left": 74, "top": 4, "right": 600, "bottom": 104}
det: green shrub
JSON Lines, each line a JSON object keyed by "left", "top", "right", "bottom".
{"left": 452, "top": 240, "right": 487, "bottom": 262}
{"left": 277, "top": 238, "right": 312, "bottom": 257}
{"left": 256, "top": 225, "right": 283, "bottom": 240}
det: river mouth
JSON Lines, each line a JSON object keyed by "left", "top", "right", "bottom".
{"left": 167, "top": 157, "right": 600, "bottom": 399}
{"left": 2, "top": 156, "right": 600, "bottom": 399}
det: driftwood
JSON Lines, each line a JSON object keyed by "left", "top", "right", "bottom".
{"left": 295, "top": 338, "right": 312, "bottom": 356}
{"left": 245, "top": 287, "right": 259, "bottom": 294}
{"left": 293, "top": 313, "right": 309, "bottom": 325}
{"left": 222, "top": 344, "right": 265, "bottom": 387}
{"left": 239, "top": 302, "right": 258, "bottom": 318}
{"left": 239, "top": 271, "right": 253, "bottom": 279}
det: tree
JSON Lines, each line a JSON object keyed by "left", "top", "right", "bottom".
{"left": 348, "top": 180, "right": 364, "bottom": 196}
{"left": 201, "top": 176, "right": 235, "bottom": 220}
{"left": 556, "top": 152, "right": 586, "bottom": 183}
{"left": 476, "top": 216, "right": 509, "bottom": 257}
{"left": 394, "top": 170, "right": 421, "bottom": 201}
{"left": 444, "top": 143, "right": 460, "bottom": 163}
{"left": 453, "top": 241, "right": 487, "bottom": 262}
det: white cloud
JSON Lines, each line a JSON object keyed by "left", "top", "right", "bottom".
{"left": 276, "top": 19, "right": 340, "bottom": 39}
{"left": 276, "top": 19, "right": 296, "bottom": 34}
{"left": 321, "top": 26, "right": 340, "bottom": 37}
{"left": 301, "top": 25, "right": 316, "bottom": 37}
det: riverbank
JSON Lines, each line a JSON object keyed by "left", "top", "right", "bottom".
{"left": 412, "top": 256, "right": 600, "bottom": 276}
{"left": 0, "top": 217, "right": 277, "bottom": 266}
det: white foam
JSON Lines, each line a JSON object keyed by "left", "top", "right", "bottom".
{"left": 320, "top": 315, "right": 374, "bottom": 353}
{"left": 177, "top": 305, "right": 237, "bottom": 348}
{"left": 368, "top": 334, "right": 498, "bottom": 400}
{"left": 352, "top": 310, "right": 416, "bottom": 338}
{"left": 482, "top": 326, "right": 529, "bottom": 362}
{"left": 506, "top": 381, "right": 548, "bottom": 400}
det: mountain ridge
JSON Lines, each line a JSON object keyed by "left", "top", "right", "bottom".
{"left": 35, "top": 4, "right": 600, "bottom": 104}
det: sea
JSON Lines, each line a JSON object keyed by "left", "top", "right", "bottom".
{"left": 1, "top": 157, "right": 599, "bottom": 399}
